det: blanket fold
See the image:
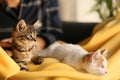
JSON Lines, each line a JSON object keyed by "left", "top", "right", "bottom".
{"left": 0, "top": 47, "right": 20, "bottom": 80}
{"left": 79, "top": 17, "right": 120, "bottom": 52}
{"left": 8, "top": 58, "right": 99, "bottom": 80}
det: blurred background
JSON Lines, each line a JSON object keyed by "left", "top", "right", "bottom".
{"left": 58, "top": 0, "right": 118, "bottom": 43}
{"left": 59, "top": 0, "right": 102, "bottom": 22}
{"left": 59, "top": 0, "right": 117, "bottom": 22}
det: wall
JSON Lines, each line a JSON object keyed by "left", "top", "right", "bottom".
{"left": 59, "top": 0, "right": 76, "bottom": 22}
{"left": 59, "top": 0, "right": 102, "bottom": 22}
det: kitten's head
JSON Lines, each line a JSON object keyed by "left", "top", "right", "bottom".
{"left": 12, "top": 19, "right": 41, "bottom": 44}
{"left": 82, "top": 49, "right": 108, "bottom": 75}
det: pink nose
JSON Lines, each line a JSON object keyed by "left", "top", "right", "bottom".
{"left": 105, "top": 71, "right": 107, "bottom": 74}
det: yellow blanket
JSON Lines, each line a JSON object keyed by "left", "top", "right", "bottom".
{"left": 1, "top": 19, "right": 120, "bottom": 80}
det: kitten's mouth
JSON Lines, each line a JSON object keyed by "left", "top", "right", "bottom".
{"left": 97, "top": 72, "right": 107, "bottom": 75}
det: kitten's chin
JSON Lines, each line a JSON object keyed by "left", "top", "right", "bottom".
{"left": 97, "top": 71, "right": 107, "bottom": 76}
{"left": 89, "top": 71, "right": 107, "bottom": 76}
{"left": 84, "top": 68, "right": 102, "bottom": 75}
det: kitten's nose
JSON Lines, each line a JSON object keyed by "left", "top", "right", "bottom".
{"left": 33, "top": 39, "right": 36, "bottom": 42}
{"left": 31, "top": 38, "right": 36, "bottom": 42}
{"left": 103, "top": 70, "right": 107, "bottom": 74}
{"left": 105, "top": 71, "right": 107, "bottom": 74}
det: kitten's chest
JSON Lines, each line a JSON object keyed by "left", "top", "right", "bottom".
{"left": 13, "top": 39, "right": 37, "bottom": 51}
{"left": 13, "top": 51, "right": 32, "bottom": 59}
{"left": 13, "top": 45, "right": 38, "bottom": 62}
{"left": 13, "top": 39, "right": 38, "bottom": 53}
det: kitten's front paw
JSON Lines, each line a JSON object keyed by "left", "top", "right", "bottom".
{"left": 21, "top": 67, "right": 28, "bottom": 71}
{"left": 32, "top": 56, "right": 44, "bottom": 65}
{"left": 18, "top": 63, "right": 28, "bottom": 71}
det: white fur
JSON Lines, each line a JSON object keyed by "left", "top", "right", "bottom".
{"left": 39, "top": 42, "right": 108, "bottom": 75}
{"left": 83, "top": 50, "right": 108, "bottom": 75}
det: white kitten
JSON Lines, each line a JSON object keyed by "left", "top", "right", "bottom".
{"left": 39, "top": 42, "right": 108, "bottom": 75}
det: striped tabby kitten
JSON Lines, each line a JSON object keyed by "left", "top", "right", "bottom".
{"left": 12, "top": 19, "right": 43, "bottom": 71}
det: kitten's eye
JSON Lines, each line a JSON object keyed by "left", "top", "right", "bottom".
{"left": 18, "top": 35, "right": 26, "bottom": 40}
{"left": 27, "top": 35, "right": 32, "bottom": 39}
{"left": 27, "top": 35, "right": 31, "bottom": 37}
{"left": 30, "top": 35, "right": 32, "bottom": 38}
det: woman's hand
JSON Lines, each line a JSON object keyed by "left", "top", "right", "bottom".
{"left": 0, "top": 38, "right": 13, "bottom": 57}
{"left": 0, "top": 42, "right": 13, "bottom": 57}
{"left": 36, "top": 37, "right": 46, "bottom": 51}
{"left": 0, "top": 42, "right": 12, "bottom": 48}
{"left": 0, "top": 37, "right": 12, "bottom": 47}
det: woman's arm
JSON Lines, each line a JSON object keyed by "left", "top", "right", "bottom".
{"left": 38, "top": 0, "right": 63, "bottom": 47}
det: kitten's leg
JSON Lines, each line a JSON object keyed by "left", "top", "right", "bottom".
{"left": 18, "top": 62, "right": 28, "bottom": 71}
{"left": 32, "top": 56, "right": 45, "bottom": 65}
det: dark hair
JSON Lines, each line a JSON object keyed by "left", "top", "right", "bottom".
{"left": 0, "top": 0, "right": 3, "bottom": 4}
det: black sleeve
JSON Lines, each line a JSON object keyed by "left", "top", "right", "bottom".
{"left": 38, "top": 0, "right": 63, "bottom": 47}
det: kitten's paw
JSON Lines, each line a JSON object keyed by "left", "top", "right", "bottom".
{"left": 18, "top": 63, "right": 28, "bottom": 71}
{"left": 21, "top": 67, "right": 28, "bottom": 71}
{"left": 32, "top": 56, "right": 44, "bottom": 65}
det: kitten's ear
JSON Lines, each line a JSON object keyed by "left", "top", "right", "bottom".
{"left": 83, "top": 54, "right": 92, "bottom": 63}
{"left": 101, "top": 49, "right": 108, "bottom": 57}
{"left": 33, "top": 19, "right": 42, "bottom": 30}
{"left": 16, "top": 19, "right": 27, "bottom": 32}
{"left": 92, "top": 50, "right": 101, "bottom": 60}
{"left": 84, "top": 50, "right": 101, "bottom": 63}
{"left": 83, "top": 52, "right": 94, "bottom": 63}
{"left": 86, "top": 49, "right": 107, "bottom": 62}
